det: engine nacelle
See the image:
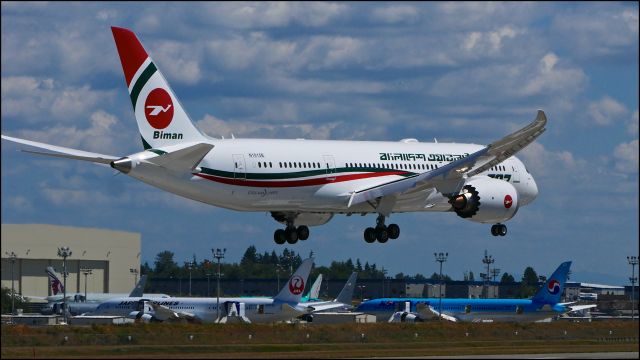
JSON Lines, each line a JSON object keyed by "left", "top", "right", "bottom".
{"left": 449, "top": 176, "right": 519, "bottom": 223}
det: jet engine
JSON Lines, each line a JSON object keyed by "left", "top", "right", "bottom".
{"left": 449, "top": 176, "right": 519, "bottom": 223}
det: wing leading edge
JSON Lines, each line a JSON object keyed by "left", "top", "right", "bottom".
{"left": 346, "top": 110, "right": 547, "bottom": 207}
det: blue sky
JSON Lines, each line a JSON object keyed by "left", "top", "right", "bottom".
{"left": 2, "top": 2, "right": 638, "bottom": 285}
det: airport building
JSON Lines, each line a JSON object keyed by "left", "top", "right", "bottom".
{"left": 1, "top": 224, "right": 141, "bottom": 298}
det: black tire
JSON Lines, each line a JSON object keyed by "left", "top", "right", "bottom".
{"left": 376, "top": 226, "right": 389, "bottom": 243}
{"left": 285, "top": 227, "right": 298, "bottom": 244}
{"left": 364, "top": 227, "right": 376, "bottom": 243}
{"left": 499, "top": 225, "right": 507, "bottom": 236}
{"left": 491, "top": 225, "right": 498, "bottom": 236}
{"left": 297, "top": 225, "right": 310, "bottom": 240}
{"left": 274, "top": 229, "right": 286, "bottom": 244}
{"left": 387, "top": 224, "right": 400, "bottom": 239}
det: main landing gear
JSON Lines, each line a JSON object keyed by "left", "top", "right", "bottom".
{"left": 364, "top": 214, "right": 400, "bottom": 243}
{"left": 274, "top": 223, "right": 309, "bottom": 245}
{"left": 491, "top": 223, "right": 507, "bottom": 236}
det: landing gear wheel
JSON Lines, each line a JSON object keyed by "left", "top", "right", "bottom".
{"left": 491, "top": 225, "right": 498, "bottom": 236}
{"left": 274, "top": 229, "right": 286, "bottom": 244}
{"left": 387, "top": 224, "right": 400, "bottom": 239}
{"left": 498, "top": 224, "right": 507, "bottom": 236}
{"left": 364, "top": 227, "right": 376, "bottom": 243}
{"left": 285, "top": 227, "right": 298, "bottom": 244}
{"left": 297, "top": 225, "right": 310, "bottom": 241}
{"left": 375, "top": 225, "right": 389, "bottom": 243}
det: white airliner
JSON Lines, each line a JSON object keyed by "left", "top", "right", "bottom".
{"left": 1, "top": 26, "right": 546, "bottom": 244}
{"left": 91, "top": 258, "right": 315, "bottom": 323}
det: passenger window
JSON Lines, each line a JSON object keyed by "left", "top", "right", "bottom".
{"left": 288, "top": 162, "right": 292, "bottom": 168}
{"left": 269, "top": 162, "right": 272, "bottom": 168}
{"left": 258, "top": 162, "right": 262, "bottom": 168}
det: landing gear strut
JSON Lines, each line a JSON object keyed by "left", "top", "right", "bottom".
{"left": 491, "top": 223, "right": 507, "bottom": 236}
{"left": 364, "top": 214, "right": 400, "bottom": 243}
{"left": 274, "top": 222, "right": 309, "bottom": 245}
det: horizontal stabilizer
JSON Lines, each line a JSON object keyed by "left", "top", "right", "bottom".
{"left": 147, "top": 143, "right": 214, "bottom": 173}
{"left": 427, "top": 305, "right": 458, "bottom": 322}
{"left": 2, "top": 135, "right": 119, "bottom": 165}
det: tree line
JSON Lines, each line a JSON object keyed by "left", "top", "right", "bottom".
{"left": 141, "top": 245, "right": 544, "bottom": 296}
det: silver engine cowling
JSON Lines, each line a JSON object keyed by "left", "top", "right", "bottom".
{"left": 449, "top": 176, "right": 519, "bottom": 223}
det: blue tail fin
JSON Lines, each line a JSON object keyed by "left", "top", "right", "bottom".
{"left": 531, "top": 261, "right": 572, "bottom": 304}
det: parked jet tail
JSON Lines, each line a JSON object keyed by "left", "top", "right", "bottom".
{"left": 46, "top": 266, "right": 64, "bottom": 295}
{"left": 273, "top": 258, "right": 314, "bottom": 303}
{"left": 111, "top": 26, "right": 206, "bottom": 150}
{"left": 335, "top": 272, "right": 358, "bottom": 305}
{"left": 531, "top": 261, "right": 572, "bottom": 305}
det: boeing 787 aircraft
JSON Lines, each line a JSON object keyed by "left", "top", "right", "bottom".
{"left": 1, "top": 27, "right": 546, "bottom": 245}
{"left": 357, "top": 261, "right": 596, "bottom": 323}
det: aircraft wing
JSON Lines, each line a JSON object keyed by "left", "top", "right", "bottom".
{"left": 427, "top": 305, "right": 458, "bottom": 322}
{"left": 150, "top": 303, "right": 198, "bottom": 322}
{"left": 306, "top": 301, "right": 352, "bottom": 313}
{"left": 347, "top": 110, "right": 547, "bottom": 207}
{"left": 567, "top": 304, "right": 597, "bottom": 312}
{"left": 1, "top": 135, "right": 119, "bottom": 165}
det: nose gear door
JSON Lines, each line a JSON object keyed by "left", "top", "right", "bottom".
{"left": 233, "top": 154, "right": 246, "bottom": 180}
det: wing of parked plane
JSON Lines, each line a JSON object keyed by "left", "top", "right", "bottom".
{"left": 346, "top": 110, "right": 547, "bottom": 208}
{"left": 567, "top": 304, "right": 597, "bottom": 312}
{"left": 426, "top": 305, "right": 459, "bottom": 322}
{"left": 149, "top": 302, "right": 199, "bottom": 322}
{"left": 304, "top": 272, "right": 358, "bottom": 313}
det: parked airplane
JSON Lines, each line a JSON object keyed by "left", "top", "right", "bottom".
{"left": 1, "top": 26, "right": 546, "bottom": 245}
{"left": 302, "top": 271, "right": 358, "bottom": 317}
{"left": 90, "top": 258, "right": 315, "bottom": 323}
{"left": 356, "top": 261, "right": 596, "bottom": 322}
{"left": 30, "top": 266, "right": 168, "bottom": 304}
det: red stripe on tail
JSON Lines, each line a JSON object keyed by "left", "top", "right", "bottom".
{"left": 111, "top": 26, "right": 149, "bottom": 87}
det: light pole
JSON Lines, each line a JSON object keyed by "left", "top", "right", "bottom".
{"left": 129, "top": 268, "right": 139, "bottom": 287}
{"left": 482, "top": 250, "right": 494, "bottom": 298}
{"left": 357, "top": 285, "right": 366, "bottom": 302}
{"left": 381, "top": 267, "right": 387, "bottom": 298}
{"left": 275, "top": 264, "right": 283, "bottom": 292}
{"left": 434, "top": 252, "right": 448, "bottom": 320}
{"left": 628, "top": 256, "right": 638, "bottom": 320}
{"left": 80, "top": 268, "right": 93, "bottom": 302}
{"left": 57, "top": 247, "right": 72, "bottom": 324}
{"left": 5, "top": 252, "right": 17, "bottom": 317}
{"left": 184, "top": 260, "right": 195, "bottom": 296}
{"left": 212, "top": 248, "right": 226, "bottom": 322}
{"left": 206, "top": 272, "right": 212, "bottom": 297}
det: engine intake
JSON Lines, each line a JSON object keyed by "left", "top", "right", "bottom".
{"left": 449, "top": 176, "right": 519, "bottom": 224}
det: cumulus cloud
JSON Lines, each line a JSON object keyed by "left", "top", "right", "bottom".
{"left": 519, "top": 142, "right": 585, "bottom": 179}
{"left": 629, "top": 110, "right": 639, "bottom": 135}
{"left": 613, "top": 139, "right": 639, "bottom": 174}
{"left": 370, "top": 5, "right": 419, "bottom": 24}
{"left": 587, "top": 96, "right": 629, "bottom": 126}
{"left": 196, "top": 114, "right": 340, "bottom": 140}
{"left": 520, "top": 52, "right": 587, "bottom": 96}
{"left": 2, "top": 76, "right": 116, "bottom": 123}
{"left": 152, "top": 41, "right": 202, "bottom": 85}
{"left": 14, "top": 110, "right": 124, "bottom": 153}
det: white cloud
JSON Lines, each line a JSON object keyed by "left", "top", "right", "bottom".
{"left": 613, "top": 139, "right": 639, "bottom": 174}
{"left": 587, "top": 96, "right": 629, "bottom": 126}
{"left": 196, "top": 114, "right": 340, "bottom": 140}
{"left": 152, "top": 41, "right": 202, "bottom": 85}
{"left": 14, "top": 110, "right": 123, "bottom": 153}
{"left": 462, "top": 26, "right": 520, "bottom": 55}
{"left": 629, "top": 110, "right": 639, "bottom": 135}
{"left": 520, "top": 52, "right": 587, "bottom": 96}
{"left": 519, "top": 142, "right": 584, "bottom": 179}
{"left": 370, "top": 5, "right": 419, "bottom": 24}
{"left": 2, "top": 76, "right": 115, "bottom": 123}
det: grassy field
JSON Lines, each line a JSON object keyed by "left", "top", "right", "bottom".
{"left": 2, "top": 320, "right": 638, "bottom": 358}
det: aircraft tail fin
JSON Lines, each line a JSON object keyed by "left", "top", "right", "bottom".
{"left": 274, "top": 258, "right": 314, "bottom": 303}
{"left": 303, "top": 274, "right": 323, "bottom": 301}
{"left": 129, "top": 274, "right": 147, "bottom": 297}
{"left": 111, "top": 26, "right": 206, "bottom": 150}
{"left": 335, "top": 272, "right": 358, "bottom": 304}
{"left": 45, "top": 266, "right": 64, "bottom": 295}
{"left": 531, "top": 261, "right": 572, "bottom": 304}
